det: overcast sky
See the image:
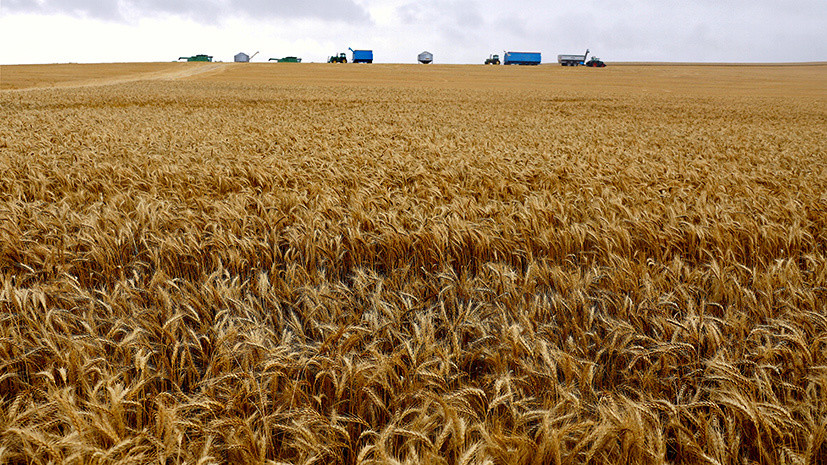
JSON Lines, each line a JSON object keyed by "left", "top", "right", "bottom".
{"left": 1, "top": 0, "right": 825, "bottom": 64}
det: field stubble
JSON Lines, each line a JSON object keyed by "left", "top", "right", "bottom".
{"left": 0, "top": 63, "right": 826, "bottom": 464}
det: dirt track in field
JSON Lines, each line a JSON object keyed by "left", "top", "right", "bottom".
{"left": 0, "top": 62, "right": 231, "bottom": 91}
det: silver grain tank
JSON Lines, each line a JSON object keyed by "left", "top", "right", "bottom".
{"left": 557, "top": 49, "right": 589, "bottom": 66}
{"left": 418, "top": 51, "right": 433, "bottom": 64}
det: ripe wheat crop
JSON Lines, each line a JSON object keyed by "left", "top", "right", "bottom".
{"left": 1, "top": 62, "right": 825, "bottom": 464}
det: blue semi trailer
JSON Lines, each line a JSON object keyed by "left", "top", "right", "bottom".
{"left": 503, "top": 51, "right": 541, "bottom": 65}
{"left": 349, "top": 48, "right": 373, "bottom": 63}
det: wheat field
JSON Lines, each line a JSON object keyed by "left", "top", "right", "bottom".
{"left": 1, "top": 62, "right": 825, "bottom": 464}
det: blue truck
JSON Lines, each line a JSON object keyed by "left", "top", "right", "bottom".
{"left": 503, "top": 51, "right": 541, "bottom": 65}
{"left": 349, "top": 48, "right": 373, "bottom": 63}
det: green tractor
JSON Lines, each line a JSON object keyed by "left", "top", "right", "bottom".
{"left": 484, "top": 54, "right": 500, "bottom": 65}
{"left": 585, "top": 57, "right": 606, "bottom": 67}
{"left": 328, "top": 52, "right": 347, "bottom": 63}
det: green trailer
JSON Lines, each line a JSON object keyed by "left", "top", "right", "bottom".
{"left": 269, "top": 56, "right": 302, "bottom": 63}
{"left": 179, "top": 54, "right": 213, "bottom": 62}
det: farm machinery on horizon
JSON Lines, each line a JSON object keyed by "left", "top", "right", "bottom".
{"left": 178, "top": 54, "right": 213, "bottom": 62}
{"left": 557, "top": 49, "right": 607, "bottom": 67}
{"left": 327, "top": 49, "right": 374, "bottom": 63}
{"left": 328, "top": 52, "right": 347, "bottom": 63}
{"left": 485, "top": 54, "right": 501, "bottom": 65}
{"left": 269, "top": 56, "right": 302, "bottom": 63}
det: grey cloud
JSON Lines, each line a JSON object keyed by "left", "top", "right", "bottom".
{"left": 452, "top": 3, "right": 483, "bottom": 28}
{"left": 395, "top": 1, "right": 488, "bottom": 45}
{"left": 396, "top": 1, "right": 484, "bottom": 28}
{"left": 397, "top": 3, "right": 425, "bottom": 24}
{"left": 3, "top": 0, "right": 371, "bottom": 23}
{"left": 220, "top": 0, "right": 369, "bottom": 22}
{"left": 4, "top": 0, "right": 122, "bottom": 19}
{"left": 493, "top": 16, "right": 530, "bottom": 40}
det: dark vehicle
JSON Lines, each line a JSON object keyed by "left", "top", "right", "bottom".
{"left": 328, "top": 53, "right": 347, "bottom": 63}
{"left": 585, "top": 57, "right": 606, "bottom": 67}
{"left": 484, "top": 54, "right": 500, "bottom": 65}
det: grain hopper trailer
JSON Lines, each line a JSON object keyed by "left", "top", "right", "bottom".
{"left": 557, "top": 49, "right": 589, "bottom": 66}
{"left": 179, "top": 54, "right": 213, "bottom": 62}
{"left": 504, "top": 51, "right": 541, "bottom": 65}
{"left": 328, "top": 53, "right": 347, "bottom": 63}
{"left": 349, "top": 48, "right": 373, "bottom": 63}
{"left": 484, "top": 54, "right": 500, "bottom": 65}
{"left": 269, "top": 56, "right": 302, "bottom": 63}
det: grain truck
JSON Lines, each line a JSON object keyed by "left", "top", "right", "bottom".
{"left": 503, "top": 52, "right": 541, "bottom": 65}
{"left": 349, "top": 48, "right": 373, "bottom": 63}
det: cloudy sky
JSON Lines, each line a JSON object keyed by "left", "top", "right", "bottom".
{"left": 1, "top": 0, "right": 825, "bottom": 64}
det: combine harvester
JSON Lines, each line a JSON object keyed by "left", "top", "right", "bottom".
{"left": 503, "top": 51, "right": 541, "bottom": 65}
{"left": 349, "top": 48, "right": 373, "bottom": 63}
{"left": 179, "top": 54, "right": 213, "bottom": 62}
{"left": 269, "top": 56, "right": 302, "bottom": 63}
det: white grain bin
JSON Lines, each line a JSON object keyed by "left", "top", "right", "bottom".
{"left": 234, "top": 52, "right": 250, "bottom": 62}
{"left": 418, "top": 51, "right": 433, "bottom": 64}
